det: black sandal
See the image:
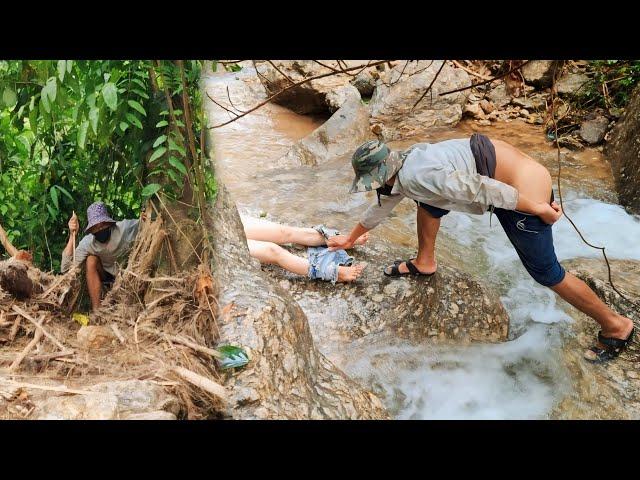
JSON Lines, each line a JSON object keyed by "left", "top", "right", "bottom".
{"left": 384, "top": 259, "right": 436, "bottom": 277}
{"left": 584, "top": 327, "right": 635, "bottom": 363}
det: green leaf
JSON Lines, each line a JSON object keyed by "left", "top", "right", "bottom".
{"left": 102, "top": 82, "right": 118, "bottom": 111}
{"left": 46, "top": 204, "right": 57, "bottom": 219}
{"left": 43, "top": 77, "right": 57, "bottom": 104}
{"left": 131, "top": 78, "right": 147, "bottom": 89}
{"left": 66, "top": 60, "right": 73, "bottom": 73}
{"left": 119, "top": 121, "right": 129, "bottom": 132}
{"left": 56, "top": 185, "right": 74, "bottom": 202}
{"left": 127, "top": 99, "right": 146, "bottom": 117}
{"left": 126, "top": 112, "right": 143, "bottom": 129}
{"left": 169, "top": 156, "right": 187, "bottom": 175}
{"left": 28, "top": 108, "right": 38, "bottom": 136}
{"left": 149, "top": 146, "right": 166, "bottom": 163}
{"left": 50, "top": 187, "right": 59, "bottom": 210}
{"left": 168, "top": 138, "right": 186, "bottom": 156}
{"left": 2, "top": 88, "right": 17, "bottom": 109}
{"left": 41, "top": 94, "right": 50, "bottom": 114}
{"left": 89, "top": 106, "right": 99, "bottom": 135}
{"left": 167, "top": 168, "right": 181, "bottom": 184}
{"left": 141, "top": 183, "right": 162, "bottom": 198}
{"left": 57, "top": 60, "right": 66, "bottom": 82}
{"left": 153, "top": 135, "right": 167, "bottom": 148}
{"left": 156, "top": 120, "right": 169, "bottom": 128}
{"left": 77, "top": 120, "right": 89, "bottom": 149}
{"left": 132, "top": 88, "right": 150, "bottom": 99}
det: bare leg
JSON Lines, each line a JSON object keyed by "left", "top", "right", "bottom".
{"left": 242, "top": 216, "right": 368, "bottom": 247}
{"left": 388, "top": 206, "right": 439, "bottom": 274}
{"left": 551, "top": 272, "right": 634, "bottom": 340}
{"left": 86, "top": 255, "right": 105, "bottom": 311}
{"left": 247, "top": 239, "right": 366, "bottom": 282}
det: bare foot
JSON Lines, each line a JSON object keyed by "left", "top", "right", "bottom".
{"left": 354, "top": 232, "right": 369, "bottom": 246}
{"left": 337, "top": 263, "right": 366, "bottom": 282}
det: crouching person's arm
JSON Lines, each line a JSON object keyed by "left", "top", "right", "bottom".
{"left": 61, "top": 213, "right": 88, "bottom": 273}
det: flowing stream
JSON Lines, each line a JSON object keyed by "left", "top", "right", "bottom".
{"left": 204, "top": 68, "right": 640, "bottom": 419}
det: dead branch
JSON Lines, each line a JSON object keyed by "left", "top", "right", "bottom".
{"left": 11, "top": 306, "right": 67, "bottom": 351}
{"left": 171, "top": 366, "right": 227, "bottom": 403}
{"left": 9, "top": 315, "right": 44, "bottom": 372}
{"left": 439, "top": 60, "right": 532, "bottom": 96}
{"left": 452, "top": 60, "right": 492, "bottom": 81}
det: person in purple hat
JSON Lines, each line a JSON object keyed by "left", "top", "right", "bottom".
{"left": 61, "top": 202, "right": 141, "bottom": 311}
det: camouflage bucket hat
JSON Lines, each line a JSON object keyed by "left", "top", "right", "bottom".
{"left": 349, "top": 140, "right": 403, "bottom": 193}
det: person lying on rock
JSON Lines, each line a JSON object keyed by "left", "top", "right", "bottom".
{"left": 241, "top": 215, "right": 368, "bottom": 283}
{"left": 61, "top": 202, "right": 141, "bottom": 311}
{"left": 329, "top": 135, "right": 635, "bottom": 363}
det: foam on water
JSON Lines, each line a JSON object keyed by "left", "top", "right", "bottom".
{"left": 342, "top": 194, "right": 640, "bottom": 419}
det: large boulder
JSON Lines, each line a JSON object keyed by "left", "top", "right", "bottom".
{"left": 209, "top": 185, "right": 388, "bottom": 419}
{"left": 556, "top": 72, "right": 590, "bottom": 96}
{"left": 254, "top": 60, "right": 362, "bottom": 115}
{"left": 521, "top": 60, "right": 564, "bottom": 89}
{"left": 551, "top": 258, "right": 640, "bottom": 419}
{"left": 33, "top": 380, "right": 181, "bottom": 420}
{"left": 369, "top": 60, "right": 471, "bottom": 141}
{"left": 266, "top": 240, "right": 510, "bottom": 349}
{"left": 604, "top": 84, "right": 640, "bottom": 214}
{"left": 278, "top": 85, "right": 371, "bottom": 166}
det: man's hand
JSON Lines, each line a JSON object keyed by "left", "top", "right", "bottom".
{"left": 68, "top": 212, "right": 79, "bottom": 235}
{"left": 327, "top": 235, "right": 355, "bottom": 251}
{"left": 537, "top": 201, "right": 563, "bottom": 224}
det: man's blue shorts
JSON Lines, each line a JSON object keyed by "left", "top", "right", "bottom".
{"left": 415, "top": 197, "right": 566, "bottom": 287}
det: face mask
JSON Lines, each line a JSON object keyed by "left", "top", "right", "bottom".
{"left": 94, "top": 226, "right": 112, "bottom": 244}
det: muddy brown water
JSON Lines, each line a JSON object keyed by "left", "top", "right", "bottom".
{"left": 204, "top": 68, "right": 640, "bottom": 419}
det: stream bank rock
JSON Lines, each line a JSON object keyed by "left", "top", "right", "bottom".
{"left": 209, "top": 186, "right": 388, "bottom": 419}
{"left": 521, "top": 60, "right": 564, "bottom": 88}
{"left": 33, "top": 380, "right": 181, "bottom": 420}
{"left": 552, "top": 258, "right": 640, "bottom": 419}
{"left": 278, "top": 85, "right": 370, "bottom": 166}
{"left": 604, "top": 84, "right": 640, "bottom": 215}
{"left": 369, "top": 60, "right": 471, "bottom": 141}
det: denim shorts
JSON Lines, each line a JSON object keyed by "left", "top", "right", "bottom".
{"left": 415, "top": 196, "right": 566, "bottom": 287}
{"left": 307, "top": 247, "right": 354, "bottom": 284}
{"left": 493, "top": 207, "right": 566, "bottom": 287}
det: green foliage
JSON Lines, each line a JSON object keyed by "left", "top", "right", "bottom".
{"left": 574, "top": 60, "right": 640, "bottom": 110}
{"left": 0, "top": 60, "right": 212, "bottom": 271}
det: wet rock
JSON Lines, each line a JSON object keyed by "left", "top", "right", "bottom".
{"left": 34, "top": 380, "right": 181, "bottom": 420}
{"left": 557, "top": 135, "right": 585, "bottom": 151}
{"left": 579, "top": 116, "right": 609, "bottom": 145}
{"left": 556, "top": 72, "right": 590, "bottom": 95}
{"left": 604, "top": 84, "right": 640, "bottom": 214}
{"left": 551, "top": 258, "right": 640, "bottom": 419}
{"left": 269, "top": 241, "right": 510, "bottom": 347}
{"left": 479, "top": 100, "right": 495, "bottom": 114}
{"left": 521, "top": 60, "right": 563, "bottom": 89}
{"left": 278, "top": 85, "right": 370, "bottom": 167}
{"left": 511, "top": 94, "right": 546, "bottom": 112}
{"left": 76, "top": 325, "right": 117, "bottom": 350}
{"left": 487, "top": 83, "right": 511, "bottom": 109}
{"left": 209, "top": 185, "right": 388, "bottom": 419}
{"left": 351, "top": 69, "right": 377, "bottom": 97}
{"left": 255, "top": 60, "right": 362, "bottom": 115}
{"left": 463, "top": 103, "right": 485, "bottom": 120}
{"left": 369, "top": 60, "right": 471, "bottom": 141}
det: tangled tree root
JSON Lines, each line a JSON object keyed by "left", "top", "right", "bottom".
{"left": 0, "top": 212, "right": 226, "bottom": 420}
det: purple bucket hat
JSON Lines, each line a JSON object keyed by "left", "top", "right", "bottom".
{"left": 85, "top": 202, "right": 116, "bottom": 233}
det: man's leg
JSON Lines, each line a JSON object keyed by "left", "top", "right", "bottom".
{"left": 391, "top": 204, "right": 441, "bottom": 274}
{"left": 242, "top": 216, "right": 367, "bottom": 247}
{"left": 247, "top": 239, "right": 365, "bottom": 282}
{"left": 551, "top": 273, "right": 634, "bottom": 339}
{"left": 86, "top": 255, "right": 106, "bottom": 311}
